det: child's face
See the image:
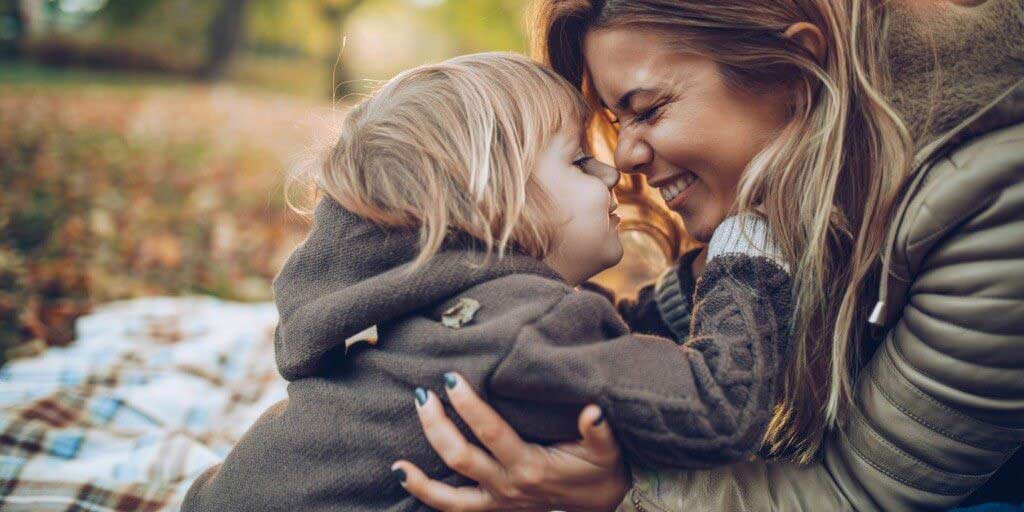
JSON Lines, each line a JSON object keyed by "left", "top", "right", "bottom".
{"left": 537, "top": 126, "right": 624, "bottom": 286}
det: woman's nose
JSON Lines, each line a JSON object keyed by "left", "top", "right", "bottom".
{"left": 587, "top": 159, "right": 621, "bottom": 190}
{"left": 614, "top": 129, "right": 654, "bottom": 176}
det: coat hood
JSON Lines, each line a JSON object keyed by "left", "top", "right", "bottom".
{"left": 272, "top": 198, "right": 560, "bottom": 381}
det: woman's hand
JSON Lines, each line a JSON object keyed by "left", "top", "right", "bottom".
{"left": 391, "top": 373, "right": 629, "bottom": 511}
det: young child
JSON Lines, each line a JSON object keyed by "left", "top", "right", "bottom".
{"left": 183, "top": 52, "right": 793, "bottom": 512}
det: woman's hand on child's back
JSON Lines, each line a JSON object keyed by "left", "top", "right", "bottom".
{"left": 392, "top": 373, "right": 629, "bottom": 511}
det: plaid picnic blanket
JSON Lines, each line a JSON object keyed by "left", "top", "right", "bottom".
{"left": 0, "top": 297, "right": 286, "bottom": 511}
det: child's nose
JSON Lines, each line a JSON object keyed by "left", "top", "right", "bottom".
{"left": 587, "top": 160, "right": 621, "bottom": 190}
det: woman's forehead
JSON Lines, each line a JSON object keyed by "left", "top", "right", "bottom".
{"left": 583, "top": 28, "right": 699, "bottom": 110}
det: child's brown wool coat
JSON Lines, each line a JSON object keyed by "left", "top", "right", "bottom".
{"left": 183, "top": 198, "right": 793, "bottom": 512}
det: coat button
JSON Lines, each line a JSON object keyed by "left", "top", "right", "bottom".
{"left": 441, "top": 298, "right": 480, "bottom": 329}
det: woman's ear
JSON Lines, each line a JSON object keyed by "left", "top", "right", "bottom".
{"left": 784, "top": 22, "right": 827, "bottom": 65}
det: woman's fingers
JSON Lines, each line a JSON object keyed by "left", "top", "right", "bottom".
{"left": 442, "top": 372, "right": 529, "bottom": 468}
{"left": 406, "top": 381, "right": 629, "bottom": 511}
{"left": 391, "top": 460, "right": 496, "bottom": 512}
{"left": 414, "top": 388, "right": 505, "bottom": 482}
{"left": 574, "top": 404, "right": 622, "bottom": 467}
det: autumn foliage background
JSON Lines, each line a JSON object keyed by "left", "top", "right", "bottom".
{"left": 0, "top": 0, "right": 670, "bottom": 365}
{"left": 0, "top": 0, "right": 534, "bottom": 363}
{"left": 0, "top": 82, "right": 325, "bottom": 358}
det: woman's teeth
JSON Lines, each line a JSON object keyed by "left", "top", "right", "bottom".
{"left": 659, "top": 173, "right": 697, "bottom": 202}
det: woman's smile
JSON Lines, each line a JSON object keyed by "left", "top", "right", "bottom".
{"left": 653, "top": 171, "right": 699, "bottom": 210}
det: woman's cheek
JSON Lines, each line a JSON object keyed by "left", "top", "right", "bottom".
{"left": 654, "top": 120, "right": 701, "bottom": 170}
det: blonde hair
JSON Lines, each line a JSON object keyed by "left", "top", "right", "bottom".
{"left": 312, "top": 52, "right": 589, "bottom": 269}
{"left": 533, "top": 0, "right": 914, "bottom": 461}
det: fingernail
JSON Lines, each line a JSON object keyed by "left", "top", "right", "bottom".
{"left": 443, "top": 372, "right": 458, "bottom": 390}
{"left": 414, "top": 387, "right": 428, "bottom": 407}
{"left": 593, "top": 411, "right": 605, "bottom": 426}
{"left": 393, "top": 467, "right": 407, "bottom": 485}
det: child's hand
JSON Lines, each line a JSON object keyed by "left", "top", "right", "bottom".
{"left": 392, "top": 372, "right": 629, "bottom": 512}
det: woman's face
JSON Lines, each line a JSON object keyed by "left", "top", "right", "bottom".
{"left": 537, "top": 126, "right": 624, "bottom": 286}
{"left": 584, "top": 28, "right": 791, "bottom": 243}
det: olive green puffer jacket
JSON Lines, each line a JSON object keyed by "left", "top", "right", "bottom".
{"left": 621, "top": 80, "right": 1024, "bottom": 512}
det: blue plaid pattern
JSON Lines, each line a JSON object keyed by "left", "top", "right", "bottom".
{"left": 48, "top": 433, "right": 82, "bottom": 459}
{"left": 0, "top": 297, "right": 285, "bottom": 511}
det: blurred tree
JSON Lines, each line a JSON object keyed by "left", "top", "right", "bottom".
{"left": 102, "top": 0, "right": 164, "bottom": 25}
{"left": 248, "top": 0, "right": 329, "bottom": 55}
{"left": 426, "top": 0, "right": 526, "bottom": 54}
{"left": 0, "top": 0, "right": 28, "bottom": 56}
{"left": 198, "top": 0, "right": 250, "bottom": 80}
{"left": 12, "top": 0, "right": 533, "bottom": 96}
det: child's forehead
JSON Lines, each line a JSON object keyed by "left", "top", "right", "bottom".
{"left": 551, "top": 108, "right": 588, "bottom": 143}
{"left": 546, "top": 122, "right": 587, "bottom": 153}
{"left": 522, "top": 83, "right": 590, "bottom": 149}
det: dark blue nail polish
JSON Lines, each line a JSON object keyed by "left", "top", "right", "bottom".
{"left": 593, "top": 412, "right": 605, "bottom": 426}
{"left": 443, "top": 372, "right": 458, "bottom": 390}
{"left": 393, "top": 467, "right": 407, "bottom": 484}
{"left": 414, "top": 387, "right": 428, "bottom": 406}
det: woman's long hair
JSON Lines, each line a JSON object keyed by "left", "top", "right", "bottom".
{"left": 533, "top": 0, "right": 915, "bottom": 461}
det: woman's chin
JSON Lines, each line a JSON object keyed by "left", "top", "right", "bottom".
{"left": 678, "top": 213, "right": 716, "bottom": 244}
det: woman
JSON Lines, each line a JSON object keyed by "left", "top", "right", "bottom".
{"left": 392, "top": 0, "right": 1024, "bottom": 510}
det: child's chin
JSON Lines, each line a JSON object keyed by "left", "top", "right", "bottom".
{"left": 601, "top": 242, "right": 626, "bottom": 270}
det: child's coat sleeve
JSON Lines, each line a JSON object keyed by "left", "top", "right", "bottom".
{"left": 488, "top": 219, "right": 793, "bottom": 469}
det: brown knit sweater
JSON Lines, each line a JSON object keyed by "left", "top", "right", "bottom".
{"left": 182, "top": 200, "right": 793, "bottom": 512}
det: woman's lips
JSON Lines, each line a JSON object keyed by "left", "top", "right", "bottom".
{"left": 657, "top": 172, "right": 698, "bottom": 211}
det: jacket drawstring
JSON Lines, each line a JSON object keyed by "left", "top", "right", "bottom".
{"left": 870, "top": 166, "right": 928, "bottom": 325}
{"left": 869, "top": 78, "right": 1024, "bottom": 326}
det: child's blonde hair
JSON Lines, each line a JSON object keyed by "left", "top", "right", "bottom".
{"left": 317, "top": 52, "right": 589, "bottom": 268}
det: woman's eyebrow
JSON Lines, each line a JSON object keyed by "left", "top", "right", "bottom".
{"left": 615, "top": 87, "right": 655, "bottom": 111}
{"left": 607, "top": 74, "right": 693, "bottom": 112}
{"left": 598, "top": 87, "right": 655, "bottom": 113}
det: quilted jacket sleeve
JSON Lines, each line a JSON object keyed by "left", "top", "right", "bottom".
{"left": 619, "top": 122, "right": 1024, "bottom": 512}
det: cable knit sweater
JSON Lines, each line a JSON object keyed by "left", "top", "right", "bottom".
{"left": 182, "top": 202, "right": 793, "bottom": 512}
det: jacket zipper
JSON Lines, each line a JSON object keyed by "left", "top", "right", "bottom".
{"left": 631, "top": 491, "right": 647, "bottom": 512}
{"left": 628, "top": 488, "right": 669, "bottom": 512}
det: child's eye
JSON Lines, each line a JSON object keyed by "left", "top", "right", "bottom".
{"left": 572, "top": 156, "right": 594, "bottom": 171}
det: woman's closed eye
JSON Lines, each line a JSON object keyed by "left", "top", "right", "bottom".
{"left": 602, "top": 104, "right": 665, "bottom": 130}
{"left": 632, "top": 102, "right": 666, "bottom": 125}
